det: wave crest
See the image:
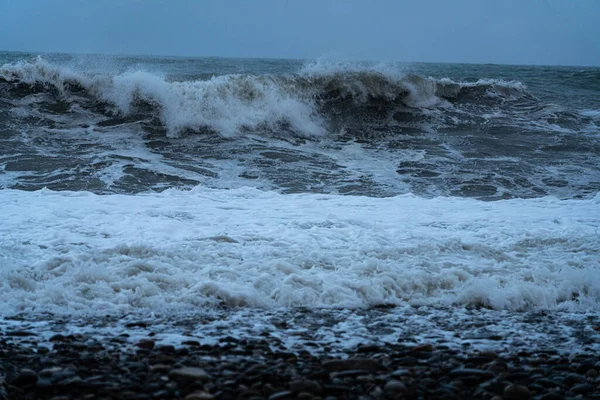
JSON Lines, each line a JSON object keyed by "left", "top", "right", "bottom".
{"left": 1, "top": 56, "right": 531, "bottom": 137}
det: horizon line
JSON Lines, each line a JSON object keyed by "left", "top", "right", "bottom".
{"left": 1, "top": 48, "right": 599, "bottom": 69}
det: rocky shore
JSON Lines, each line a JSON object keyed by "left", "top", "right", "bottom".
{"left": 2, "top": 327, "right": 599, "bottom": 400}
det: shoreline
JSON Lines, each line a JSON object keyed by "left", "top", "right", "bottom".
{"left": 2, "top": 331, "right": 599, "bottom": 400}
{"left": 1, "top": 309, "right": 599, "bottom": 399}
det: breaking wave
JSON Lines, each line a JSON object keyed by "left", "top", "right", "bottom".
{"left": 1, "top": 56, "right": 532, "bottom": 137}
{"left": 1, "top": 187, "right": 599, "bottom": 315}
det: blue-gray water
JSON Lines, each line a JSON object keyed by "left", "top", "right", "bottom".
{"left": 1, "top": 51, "right": 599, "bottom": 199}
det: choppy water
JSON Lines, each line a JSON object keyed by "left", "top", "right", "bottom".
{"left": 1, "top": 52, "right": 599, "bottom": 350}
{"left": 1, "top": 52, "right": 599, "bottom": 199}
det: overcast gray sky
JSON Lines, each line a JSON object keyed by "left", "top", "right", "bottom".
{"left": 1, "top": 0, "right": 599, "bottom": 66}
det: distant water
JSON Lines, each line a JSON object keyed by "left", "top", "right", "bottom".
{"left": 0, "top": 52, "right": 599, "bottom": 328}
{"left": 1, "top": 52, "right": 599, "bottom": 199}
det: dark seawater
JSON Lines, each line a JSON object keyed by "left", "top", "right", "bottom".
{"left": 2, "top": 53, "right": 600, "bottom": 352}
{"left": 1, "top": 51, "right": 599, "bottom": 200}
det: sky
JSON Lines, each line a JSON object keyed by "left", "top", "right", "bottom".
{"left": 1, "top": 0, "right": 599, "bottom": 66}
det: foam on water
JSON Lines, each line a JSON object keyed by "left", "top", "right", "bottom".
{"left": 1, "top": 57, "right": 325, "bottom": 137}
{"left": 1, "top": 187, "right": 598, "bottom": 317}
{"left": 580, "top": 109, "right": 600, "bottom": 120}
{"left": 1, "top": 56, "right": 536, "bottom": 137}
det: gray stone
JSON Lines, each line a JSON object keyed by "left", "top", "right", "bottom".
{"left": 449, "top": 368, "right": 494, "bottom": 379}
{"left": 539, "top": 393, "right": 565, "bottom": 400}
{"left": 5, "top": 331, "right": 35, "bottom": 337}
{"left": 268, "top": 391, "right": 294, "bottom": 400}
{"left": 330, "top": 369, "right": 371, "bottom": 379}
{"left": 478, "top": 350, "right": 499, "bottom": 360}
{"left": 156, "top": 344, "right": 175, "bottom": 353}
{"left": 60, "top": 376, "right": 83, "bottom": 387}
{"left": 12, "top": 369, "right": 37, "bottom": 386}
{"left": 535, "top": 378, "right": 563, "bottom": 388}
{"left": 413, "top": 343, "right": 434, "bottom": 352}
{"left": 48, "top": 370, "right": 76, "bottom": 383}
{"left": 570, "top": 383, "right": 592, "bottom": 393}
{"left": 49, "top": 334, "right": 66, "bottom": 342}
{"left": 479, "top": 378, "right": 506, "bottom": 393}
{"left": 322, "top": 359, "right": 380, "bottom": 373}
{"left": 149, "top": 364, "right": 171, "bottom": 373}
{"left": 0, "top": 375, "right": 7, "bottom": 400}
{"left": 562, "top": 373, "right": 585, "bottom": 386}
{"left": 35, "top": 379, "right": 52, "bottom": 389}
{"left": 136, "top": 339, "right": 155, "bottom": 350}
{"left": 586, "top": 368, "right": 598, "bottom": 378}
{"left": 169, "top": 367, "right": 211, "bottom": 381}
{"left": 384, "top": 380, "right": 407, "bottom": 393}
{"left": 39, "top": 367, "right": 63, "bottom": 377}
{"left": 503, "top": 384, "right": 531, "bottom": 400}
{"left": 390, "top": 368, "right": 411, "bottom": 378}
{"left": 185, "top": 392, "right": 215, "bottom": 400}
{"left": 289, "top": 379, "right": 322, "bottom": 394}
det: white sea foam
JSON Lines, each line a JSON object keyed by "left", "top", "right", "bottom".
{"left": 101, "top": 71, "right": 325, "bottom": 137}
{"left": 1, "top": 57, "right": 325, "bottom": 137}
{"left": 0, "top": 56, "right": 93, "bottom": 91}
{"left": 580, "top": 109, "right": 600, "bottom": 120}
{"left": 0, "top": 187, "right": 598, "bottom": 317}
{"left": 2, "top": 57, "right": 531, "bottom": 138}
{"left": 439, "top": 77, "right": 527, "bottom": 91}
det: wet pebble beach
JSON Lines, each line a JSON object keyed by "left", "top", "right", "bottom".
{"left": 1, "top": 310, "right": 599, "bottom": 400}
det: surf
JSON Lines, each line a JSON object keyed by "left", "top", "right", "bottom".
{"left": 1, "top": 56, "right": 533, "bottom": 138}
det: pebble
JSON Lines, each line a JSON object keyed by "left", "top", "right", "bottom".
{"left": 571, "top": 383, "right": 592, "bottom": 393}
{"left": 136, "top": 339, "right": 155, "bottom": 350}
{"left": 11, "top": 369, "right": 37, "bottom": 386}
{"left": 562, "top": 372, "right": 585, "bottom": 386}
{"left": 413, "top": 343, "right": 434, "bottom": 352}
{"left": 49, "top": 334, "right": 66, "bottom": 342}
{"left": 356, "top": 344, "right": 383, "bottom": 353}
{"left": 0, "top": 376, "right": 6, "bottom": 400}
{"left": 39, "top": 367, "right": 63, "bottom": 377}
{"left": 268, "top": 391, "right": 294, "bottom": 400}
{"left": 356, "top": 375, "right": 374, "bottom": 383}
{"left": 5, "top": 331, "right": 36, "bottom": 337}
{"left": 185, "top": 392, "right": 215, "bottom": 400}
{"left": 536, "top": 378, "right": 562, "bottom": 388}
{"left": 330, "top": 369, "right": 371, "bottom": 379}
{"left": 169, "top": 367, "right": 212, "bottom": 381}
{"left": 449, "top": 368, "right": 495, "bottom": 379}
{"left": 390, "top": 368, "right": 411, "bottom": 378}
{"left": 479, "top": 350, "right": 499, "bottom": 360}
{"left": 384, "top": 379, "right": 407, "bottom": 393}
{"left": 503, "top": 384, "right": 532, "bottom": 400}
{"left": 289, "top": 379, "right": 322, "bottom": 394}
{"left": 539, "top": 393, "right": 565, "bottom": 400}
{"left": 156, "top": 344, "right": 176, "bottom": 353}
{"left": 322, "top": 359, "right": 380, "bottom": 373}
{"left": 149, "top": 364, "right": 171, "bottom": 373}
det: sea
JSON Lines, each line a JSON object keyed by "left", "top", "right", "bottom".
{"left": 1, "top": 52, "right": 599, "bottom": 352}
